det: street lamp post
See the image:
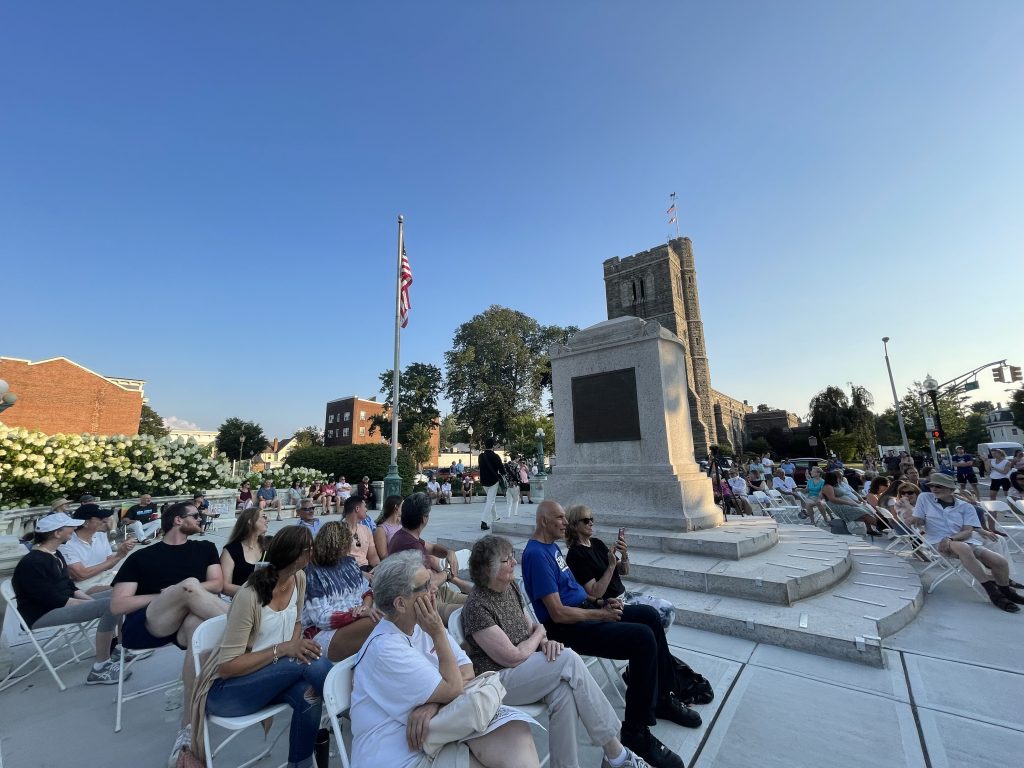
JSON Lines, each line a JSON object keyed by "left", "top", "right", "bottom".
{"left": 0, "top": 380, "right": 18, "bottom": 415}
{"left": 467, "top": 426, "right": 474, "bottom": 474}
{"left": 923, "top": 374, "right": 947, "bottom": 468}
{"left": 881, "top": 338, "right": 911, "bottom": 452}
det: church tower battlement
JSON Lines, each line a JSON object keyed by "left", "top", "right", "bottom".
{"left": 603, "top": 237, "right": 717, "bottom": 454}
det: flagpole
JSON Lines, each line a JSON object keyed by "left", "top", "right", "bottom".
{"left": 383, "top": 214, "right": 404, "bottom": 499}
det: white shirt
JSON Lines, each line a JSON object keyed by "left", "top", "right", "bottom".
{"left": 441, "top": 482, "right": 452, "bottom": 495}
{"left": 252, "top": 587, "right": 297, "bottom": 652}
{"left": 772, "top": 476, "right": 797, "bottom": 493}
{"left": 338, "top": 482, "right": 352, "bottom": 500}
{"left": 912, "top": 493, "right": 982, "bottom": 545}
{"left": 989, "top": 458, "right": 1011, "bottom": 480}
{"left": 426, "top": 481, "right": 440, "bottom": 494}
{"left": 351, "top": 620, "right": 470, "bottom": 768}
{"left": 60, "top": 531, "right": 115, "bottom": 586}
{"left": 727, "top": 477, "right": 748, "bottom": 495}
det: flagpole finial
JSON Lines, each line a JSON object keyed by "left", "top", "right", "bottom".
{"left": 398, "top": 214, "right": 404, "bottom": 223}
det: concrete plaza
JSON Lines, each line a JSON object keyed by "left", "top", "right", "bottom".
{"left": 0, "top": 498, "right": 1021, "bottom": 768}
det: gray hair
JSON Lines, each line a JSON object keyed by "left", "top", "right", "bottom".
{"left": 468, "top": 535, "right": 513, "bottom": 588}
{"left": 373, "top": 551, "right": 424, "bottom": 618}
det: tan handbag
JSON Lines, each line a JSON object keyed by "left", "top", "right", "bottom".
{"left": 421, "top": 671, "right": 506, "bottom": 758}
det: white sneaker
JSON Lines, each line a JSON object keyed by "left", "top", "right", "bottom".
{"left": 603, "top": 749, "right": 651, "bottom": 768}
{"left": 86, "top": 659, "right": 128, "bottom": 685}
{"left": 168, "top": 725, "right": 191, "bottom": 768}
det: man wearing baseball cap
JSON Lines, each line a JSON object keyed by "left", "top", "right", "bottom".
{"left": 12, "top": 512, "right": 128, "bottom": 685}
{"left": 910, "top": 472, "right": 1024, "bottom": 612}
{"left": 60, "top": 503, "right": 136, "bottom": 591}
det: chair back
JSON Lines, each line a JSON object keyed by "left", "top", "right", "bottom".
{"left": 191, "top": 615, "right": 228, "bottom": 676}
{"left": 447, "top": 607, "right": 466, "bottom": 647}
{"left": 980, "top": 500, "right": 1011, "bottom": 514}
{"left": 1, "top": 579, "right": 30, "bottom": 632}
{"left": 323, "top": 655, "right": 357, "bottom": 719}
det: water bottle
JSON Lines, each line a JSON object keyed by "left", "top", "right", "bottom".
{"left": 163, "top": 681, "right": 184, "bottom": 721}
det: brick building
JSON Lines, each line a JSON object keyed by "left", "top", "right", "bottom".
{"left": 324, "top": 394, "right": 441, "bottom": 465}
{"left": 0, "top": 356, "right": 145, "bottom": 436}
{"left": 744, "top": 409, "right": 801, "bottom": 438}
{"left": 604, "top": 237, "right": 748, "bottom": 456}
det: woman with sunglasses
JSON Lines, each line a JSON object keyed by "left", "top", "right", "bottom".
{"left": 343, "top": 495, "right": 381, "bottom": 573}
{"left": 220, "top": 508, "right": 270, "bottom": 598}
{"left": 563, "top": 505, "right": 674, "bottom": 630}
{"left": 350, "top": 551, "right": 540, "bottom": 768}
{"left": 302, "top": 521, "right": 381, "bottom": 661}
{"left": 190, "top": 525, "right": 328, "bottom": 768}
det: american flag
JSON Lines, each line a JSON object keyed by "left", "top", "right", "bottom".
{"left": 399, "top": 245, "right": 413, "bottom": 328}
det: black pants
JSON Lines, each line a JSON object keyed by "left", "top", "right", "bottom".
{"left": 545, "top": 604, "right": 672, "bottom": 729}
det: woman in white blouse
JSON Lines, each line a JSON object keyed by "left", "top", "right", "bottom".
{"left": 986, "top": 449, "right": 1013, "bottom": 500}
{"left": 190, "top": 525, "right": 329, "bottom": 768}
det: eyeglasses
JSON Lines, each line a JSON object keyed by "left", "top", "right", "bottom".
{"left": 411, "top": 579, "right": 431, "bottom": 594}
{"left": 579, "top": 518, "right": 594, "bottom": 525}
{"left": 499, "top": 555, "right": 516, "bottom": 565}
{"left": 181, "top": 512, "right": 201, "bottom": 520}
{"left": 299, "top": 506, "right": 315, "bottom": 512}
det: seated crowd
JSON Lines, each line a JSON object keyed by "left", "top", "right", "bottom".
{"left": 13, "top": 448, "right": 1022, "bottom": 766}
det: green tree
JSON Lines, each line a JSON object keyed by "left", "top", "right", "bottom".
{"left": 874, "top": 409, "right": 903, "bottom": 446}
{"left": 369, "top": 362, "right": 443, "bottom": 469}
{"left": 291, "top": 425, "right": 324, "bottom": 448}
{"left": 285, "top": 444, "right": 417, "bottom": 496}
{"left": 503, "top": 413, "right": 555, "bottom": 461}
{"left": 445, "top": 305, "right": 576, "bottom": 440}
{"left": 954, "top": 413, "right": 989, "bottom": 451}
{"left": 969, "top": 400, "right": 994, "bottom": 415}
{"left": 755, "top": 403, "right": 771, "bottom": 413}
{"left": 215, "top": 418, "right": 267, "bottom": 461}
{"left": 897, "top": 386, "right": 967, "bottom": 450}
{"left": 1009, "top": 387, "right": 1024, "bottom": 430}
{"left": 808, "top": 386, "right": 851, "bottom": 439}
{"left": 438, "top": 413, "right": 461, "bottom": 451}
{"left": 808, "top": 384, "right": 876, "bottom": 458}
{"left": 138, "top": 404, "right": 170, "bottom": 438}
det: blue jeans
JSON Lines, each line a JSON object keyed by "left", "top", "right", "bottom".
{"left": 206, "top": 656, "right": 331, "bottom": 767}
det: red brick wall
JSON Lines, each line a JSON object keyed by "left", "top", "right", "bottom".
{"left": 0, "top": 358, "right": 143, "bottom": 436}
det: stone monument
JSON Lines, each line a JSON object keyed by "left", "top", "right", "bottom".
{"left": 543, "top": 316, "right": 722, "bottom": 531}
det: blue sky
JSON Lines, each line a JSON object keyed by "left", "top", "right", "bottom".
{"left": 3, "top": 2, "right": 1021, "bottom": 439}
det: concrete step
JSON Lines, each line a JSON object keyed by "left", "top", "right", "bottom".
{"left": 490, "top": 516, "right": 779, "bottom": 560}
{"left": 642, "top": 542, "right": 923, "bottom": 666}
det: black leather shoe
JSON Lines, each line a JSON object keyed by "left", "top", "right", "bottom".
{"left": 998, "top": 585, "right": 1024, "bottom": 605}
{"left": 656, "top": 692, "right": 702, "bottom": 728}
{"left": 621, "top": 726, "right": 684, "bottom": 768}
{"left": 480, "top": 522, "right": 490, "bottom": 530}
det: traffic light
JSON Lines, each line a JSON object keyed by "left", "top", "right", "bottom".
{"left": 1011, "top": 365, "right": 1022, "bottom": 382}
{"left": 993, "top": 366, "right": 1006, "bottom": 382}
{"left": 931, "top": 430, "right": 941, "bottom": 441}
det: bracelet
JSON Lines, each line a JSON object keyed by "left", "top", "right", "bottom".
{"left": 272, "top": 644, "right": 279, "bottom": 664}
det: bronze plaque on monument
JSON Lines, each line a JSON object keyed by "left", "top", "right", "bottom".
{"left": 571, "top": 367, "right": 641, "bottom": 443}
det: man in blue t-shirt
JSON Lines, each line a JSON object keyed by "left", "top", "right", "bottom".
{"left": 521, "top": 501, "right": 699, "bottom": 768}
{"left": 952, "top": 445, "right": 980, "bottom": 498}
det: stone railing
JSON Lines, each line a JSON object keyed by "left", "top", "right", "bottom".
{"left": 0, "top": 488, "right": 239, "bottom": 538}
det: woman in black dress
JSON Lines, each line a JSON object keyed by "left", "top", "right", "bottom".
{"left": 219, "top": 508, "right": 269, "bottom": 597}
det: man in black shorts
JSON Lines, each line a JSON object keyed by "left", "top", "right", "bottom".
{"left": 111, "top": 501, "right": 227, "bottom": 767}
{"left": 953, "top": 446, "right": 981, "bottom": 498}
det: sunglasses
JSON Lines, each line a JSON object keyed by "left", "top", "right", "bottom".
{"left": 299, "top": 506, "right": 316, "bottom": 512}
{"left": 181, "top": 512, "right": 202, "bottom": 520}
{"left": 579, "top": 518, "right": 594, "bottom": 525}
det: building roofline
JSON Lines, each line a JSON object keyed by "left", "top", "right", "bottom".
{"left": 0, "top": 356, "right": 145, "bottom": 393}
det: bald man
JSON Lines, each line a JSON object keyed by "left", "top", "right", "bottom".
{"left": 519, "top": 500, "right": 697, "bottom": 768}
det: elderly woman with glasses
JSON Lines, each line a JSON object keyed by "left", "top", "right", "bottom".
{"left": 564, "top": 505, "right": 674, "bottom": 630}
{"left": 461, "top": 535, "right": 649, "bottom": 768}
{"left": 301, "top": 521, "right": 380, "bottom": 661}
{"left": 350, "top": 551, "right": 539, "bottom": 768}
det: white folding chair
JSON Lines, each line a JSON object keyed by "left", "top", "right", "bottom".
{"left": 115, "top": 637, "right": 179, "bottom": 731}
{"left": 447, "top": 607, "right": 550, "bottom": 768}
{"left": 979, "top": 501, "right": 1024, "bottom": 555}
{"left": 191, "top": 615, "right": 290, "bottom": 768}
{"left": 323, "top": 656, "right": 356, "bottom": 768}
{"left": 766, "top": 490, "right": 803, "bottom": 524}
{"left": 1004, "top": 497, "right": 1024, "bottom": 528}
{"left": 0, "top": 579, "right": 96, "bottom": 692}
{"left": 914, "top": 536, "right": 988, "bottom": 598}
{"left": 749, "top": 491, "right": 774, "bottom": 516}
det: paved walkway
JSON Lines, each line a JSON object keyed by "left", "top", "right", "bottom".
{"left": 1, "top": 498, "right": 1021, "bottom": 767}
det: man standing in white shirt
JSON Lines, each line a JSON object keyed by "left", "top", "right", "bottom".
{"left": 61, "top": 504, "right": 136, "bottom": 592}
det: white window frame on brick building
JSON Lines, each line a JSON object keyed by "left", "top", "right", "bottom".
{"left": 344, "top": 412, "right": 351, "bottom": 422}
{"left": 342, "top": 427, "right": 350, "bottom": 437}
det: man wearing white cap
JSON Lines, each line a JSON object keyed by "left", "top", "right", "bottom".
{"left": 11, "top": 512, "right": 127, "bottom": 685}
{"left": 60, "top": 503, "right": 136, "bottom": 591}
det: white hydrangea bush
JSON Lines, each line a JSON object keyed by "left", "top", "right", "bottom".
{"left": 242, "top": 466, "right": 328, "bottom": 491}
{"left": 0, "top": 425, "right": 235, "bottom": 509}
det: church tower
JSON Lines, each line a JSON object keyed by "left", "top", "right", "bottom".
{"left": 603, "top": 237, "right": 717, "bottom": 455}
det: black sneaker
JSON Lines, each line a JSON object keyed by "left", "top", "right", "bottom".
{"left": 621, "top": 726, "right": 684, "bottom": 768}
{"left": 480, "top": 522, "right": 490, "bottom": 530}
{"left": 655, "top": 692, "right": 702, "bottom": 728}
{"left": 998, "top": 585, "right": 1024, "bottom": 605}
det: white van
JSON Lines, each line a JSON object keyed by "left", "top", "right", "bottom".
{"left": 976, "top": 441, "right": 1023, "bottom": 459}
